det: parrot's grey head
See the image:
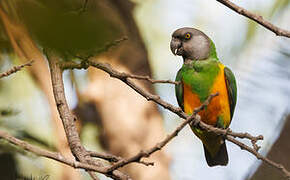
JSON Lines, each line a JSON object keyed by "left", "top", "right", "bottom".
{"left": 170, "top": 27, "right": 211, "bottom": 61}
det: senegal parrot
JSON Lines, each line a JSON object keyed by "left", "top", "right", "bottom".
{"left": 170, "top": 27, "right": 237, "bottom": 166}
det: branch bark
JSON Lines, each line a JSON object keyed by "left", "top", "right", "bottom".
{"left": 46, "top": 50, "right": 129, "bottom": 180}
{"left": 61, "top": 59, "right": 290, "bottom": 179}
{"left": 106, "top": 93, "right": 219, "bottom": 173}
{"left": 0, "top": 130, "right": 106, "bottom": 173}
{"left": 250, "top": 115, "right": 290, "bottom": 180}
{"left": 217, "top": 0, "right": 290, "bottom": 38}
{"left": 0, "top": 5, "right": 82, "bottom": 180}
{"left": 1, "top": 58, "right": 290, "bottom": 179}
{"left": 47, "top": 51, "right": 99, "bottom": 180}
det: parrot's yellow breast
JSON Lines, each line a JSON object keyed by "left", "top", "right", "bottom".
{"left": 183, "top": 63, "right": 231, "bottom": 127}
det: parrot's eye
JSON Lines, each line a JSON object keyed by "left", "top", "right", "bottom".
{"left": 185, "top": 33, "right": 191, "bottom": 40}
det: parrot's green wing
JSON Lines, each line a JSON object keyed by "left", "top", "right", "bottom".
{"left": 175, "top": 69, "right": 184, "bottom": 111}
{"left": 224, "top": 67, "right": 237, "bottom": 120}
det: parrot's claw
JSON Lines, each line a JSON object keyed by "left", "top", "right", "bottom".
{"left": 190, "top": 115, "right": 201, "bottom": 127}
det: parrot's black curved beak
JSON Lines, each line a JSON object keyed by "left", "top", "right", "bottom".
{"left": 170, "top": 38, "right": 182, "bottom": 56}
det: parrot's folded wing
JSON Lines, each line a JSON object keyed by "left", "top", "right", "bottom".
{"left": 224, "top": 67, "right": 237, "bottom": 120}
{"left": 175, "top": 69, "right": 184, "bottom": 111}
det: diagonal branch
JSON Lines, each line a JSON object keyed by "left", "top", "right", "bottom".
{"left": 61, "top": 60, "right": 263, "bottom": 143}
{"left": 0, "top": 60, "right": 33, "bottom": 79}
{"left": 227, "top": 136, "right": 290, "bottom": 180}
{"left": 105, "top": 93, "right": 218, "bottom": 173}
{"left": 0, "top": 127, "right": 153, "bottom": 176}
{"left": 217, "top": 0, "right": 290, "bottom": 38}
{"left": 60, "top": 60, "right": 290, "bottom": 179}
{"left": 0, "top": 130, "right": 107, "bottom": 173}
{"left": 88, "top": 151, "right": 122, "bottom": 162}
{"left": 107, "top": 115, "right": 200, "bottom": 172}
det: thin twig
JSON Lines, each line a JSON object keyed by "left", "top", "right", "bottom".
{"left": 89, "top": 151, "right": 122, "bottom": 162}
{"left": 124, "top": 74, "right": 179, "bottom": 85}
{"left": 88, "top": 150, "right": 154, "bottom": 167}
{"left": 96, "top": 37, "right": 128, "bottom": 54}
{"left": 0, "top": 60, "right": 33, "bottom": 79}
{"left": 61, "top": 61, "right": 178, "bottom": 85}
{"left": 75, "top": 37, "right": 128, "bottom": 61}
{"left": 217, "top": 0, "right": 290, "bottom": 38}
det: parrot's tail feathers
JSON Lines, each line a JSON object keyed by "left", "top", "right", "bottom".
{"left": 203, "top": 142, "right": 228, "bottom": 167}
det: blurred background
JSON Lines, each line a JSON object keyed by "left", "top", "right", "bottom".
{"left": 0, "top": 0, "right": 289, "bottom": 180}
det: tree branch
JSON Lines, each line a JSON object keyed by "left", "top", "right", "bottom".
{"left": 227, "top": 136, "right": 290, "bottom": 179}
{"left": 46, "top": 50, "right": 129, "bottom": 180}
{"left": 0, "top": 60, "right": 33, "bottom": 79}
{"left": 88, "top": 151, "right": 122, "bottom": 162}
{"left": 106, "top": 93, "right": 218, "bottom": 173}
{"left": 88, "top": 151, "right": 154, "bottom": 167}
{"left": 61, "top": 60, "right": 179, "bottom": 85}
{"left": 61, "top": 60, "right": 290, "bottom": 179}
{"left": 120, "top": 74, "right": 179, "bottom": 85}
{"left": 74, "top": 37, "right": 128, "bottom": 60}
{"left": 3, "top": 55, "right": 289, "bottom": 179}
{"left": 217, "top": 0, "right": 290, "bottom": 38}
{"left": 0, "top": 130, "right": 108, "bottom": 173}
{"left": 47, "top": 51, "right": 100, "bottom": 180}
{"left": 106, "top": 115, "right": 200, "bottom": 172}
{"left": 0, "top": 127, "right": 154, "bottom": 178}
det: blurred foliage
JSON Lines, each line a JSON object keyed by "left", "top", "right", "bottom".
{"left": 269, "top": 0, "right": 290, "bottom": 17}
{"left": 0, "top": 54, "right": 59, "bottom": 179}
{"left": 0, "top": 108, "right": 54, "bottom": 151}
{"left": 0, "top": 108, "right": 19, "bottom": 117}
{"left": 245, "top": 20, "right": 258, "bottom": 44}
{"left": 280, "top": 43, "right": 290, "bottom": 58}
{"left": 0, "top": 0, "right": 19, "bottom": 19}
{"left": 17, "top": 130, "right": 56, "bottom": 151}
{"left": 0, "top": 23, "right": 13, "bottom": 54}
{"left": 244, "top": 0, "right": 290, "bottom": 44}
{"left": 2, "top": 0, "right": 122, "bottom": 59}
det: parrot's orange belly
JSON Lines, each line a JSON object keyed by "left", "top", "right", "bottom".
{"left": 183, "top": 65, "right": 231, "bottom": 127}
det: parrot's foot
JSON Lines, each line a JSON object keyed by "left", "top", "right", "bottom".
{"left": 190, "top": 114, "right": 201, "bottom": 127}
